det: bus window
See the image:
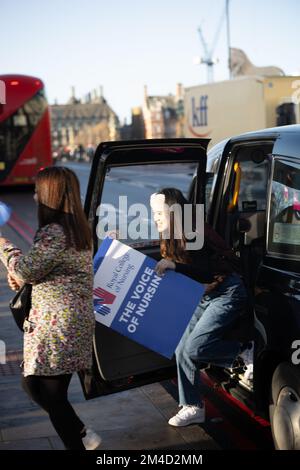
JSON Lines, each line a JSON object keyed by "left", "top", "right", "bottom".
{"left": 0, "top": 75, "right": 52, "bottom": 186}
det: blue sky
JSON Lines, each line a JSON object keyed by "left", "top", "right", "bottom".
{"left": 1, "top": 0, "right": 299, "bottom": 122}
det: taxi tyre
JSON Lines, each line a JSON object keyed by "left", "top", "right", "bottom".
{"left": 269, "top": 362, "right": 300, "bottom": 450}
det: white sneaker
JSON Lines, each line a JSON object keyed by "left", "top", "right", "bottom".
{"left": 168, "top": 405, "right": 205, "bottom": 427}
{"left": 239, "top": 341, "right": 254, "bottom": 366}
{"left": 82, "top": 428, "right": 102, "bottom": 450}
{"left": 238, "top": 342, "right": 254, "bottom": 387}
{"left": 240, "top": 363, "right": 254, "bottom": 386}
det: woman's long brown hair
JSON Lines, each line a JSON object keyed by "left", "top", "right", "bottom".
{"left": 157, "top": 188, "right": 191, "bottom": 264}
{"left": 35, "top": 166, "right": 92, "bottom": 251}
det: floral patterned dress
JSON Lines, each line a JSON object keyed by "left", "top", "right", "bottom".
{"left": 0, "top": 223, "right": 95, "bottom": 377}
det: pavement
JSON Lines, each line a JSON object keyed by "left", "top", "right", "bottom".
{"left": 0, "top": 222, "right": 219, "bottom": 451}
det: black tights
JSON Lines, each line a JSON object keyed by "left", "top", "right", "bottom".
{"left": 22, "top": 374, "right": 86, "bottom": 450}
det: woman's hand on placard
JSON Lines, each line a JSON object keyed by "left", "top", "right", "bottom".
{"left": 155, "top": 259, "right": 176, "bottom": 276}
{"left": 106, "top": 230, "right": 120, "bottom": 240}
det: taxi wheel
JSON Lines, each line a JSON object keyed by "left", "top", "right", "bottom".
{"left": 269, "top": 362, "right": 300, "bottom": 450}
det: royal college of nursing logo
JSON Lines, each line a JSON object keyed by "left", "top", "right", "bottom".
{"left": 93, "top": 287, "right": 116, "bottom": 316}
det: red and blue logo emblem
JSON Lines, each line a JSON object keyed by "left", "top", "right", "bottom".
{"left": 93, "top": 287, "right": 116, "bottom": 316}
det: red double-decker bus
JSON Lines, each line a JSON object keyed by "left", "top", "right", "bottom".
{"left": 0, "top": 74, "right": 52, "bottom": 186}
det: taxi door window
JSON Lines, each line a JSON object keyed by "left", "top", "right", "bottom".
{"left": 237, "top": 156, "right": 269, "bottom": 212}
{"left": 97, "top": 162, "right": 198, "bottom": 248}
{"left": 222, "top": 145, "right": 271, "bottom": 250}
{"left": 268, "top": 159, "right": 300, "bottom": 259}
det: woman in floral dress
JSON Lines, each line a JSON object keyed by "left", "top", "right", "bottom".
{"left": 0, "top": 167, "right": 101, "bottom": 450}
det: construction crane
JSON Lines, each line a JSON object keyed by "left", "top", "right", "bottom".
{"left": 196, "top": 0, "right": 230, "bottom": 82}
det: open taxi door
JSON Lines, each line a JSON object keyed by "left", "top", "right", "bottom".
{"left": 81, "top": 139, "right": 209, "bottom": 399}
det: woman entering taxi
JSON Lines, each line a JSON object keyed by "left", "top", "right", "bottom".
{"left": 150, "top": 188, "right": 247, "bottom": 426}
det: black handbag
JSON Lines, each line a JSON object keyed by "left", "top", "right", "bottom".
{"left": 9, "top": 284, "right": 32, "bottom": 332}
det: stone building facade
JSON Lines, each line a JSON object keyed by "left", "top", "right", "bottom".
{"left": 50, "top": 88, "right": 120, "bottom": 153}
{"left": 142, "top": 83, "right": 184, "bottom": 139}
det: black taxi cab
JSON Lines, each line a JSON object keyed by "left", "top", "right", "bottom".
{"left": 81, "top": 124, "right": 300, "bottom": 450}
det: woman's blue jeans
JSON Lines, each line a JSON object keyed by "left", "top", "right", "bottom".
{"left": 175, "top": 273, "right": 247, "bottom": 406}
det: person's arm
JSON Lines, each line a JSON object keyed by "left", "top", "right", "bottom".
{"left": 174, "top": 250, "right": 215, "bottom": 284}
{"left": 7, "top": 273, "right": 24, "bottom": 291}
{"left": 0, "top": 223, "right": 66, "bottom": 284}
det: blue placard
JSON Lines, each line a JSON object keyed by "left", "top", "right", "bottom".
{"left": 93, "top": 237, "right": 205, "bottom": 359}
